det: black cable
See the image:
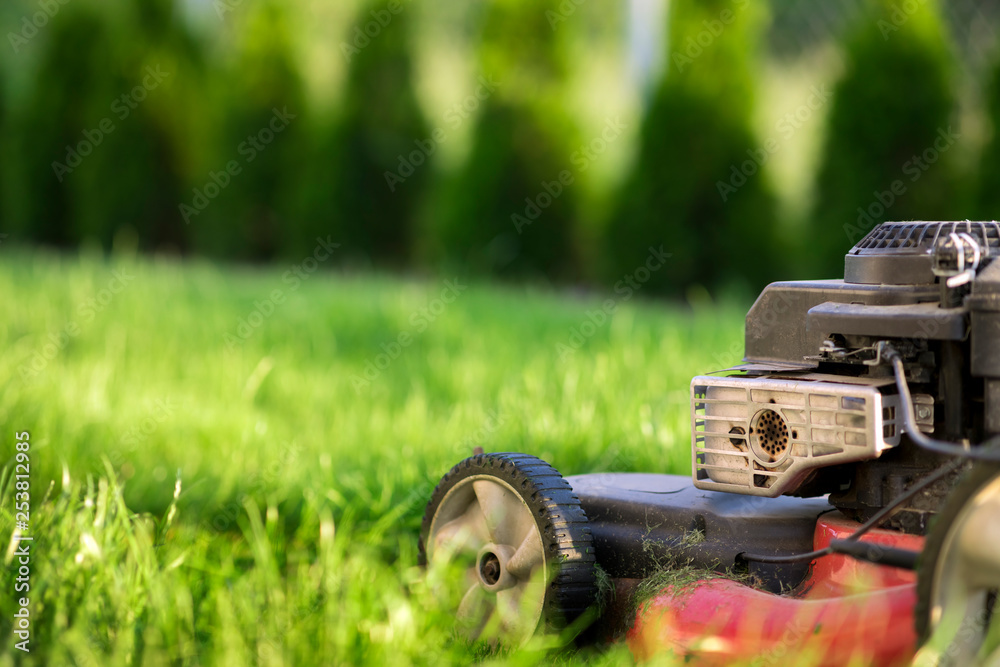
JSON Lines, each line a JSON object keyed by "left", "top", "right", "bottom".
{"left": 885, "top": 347, "right": 1000, "bottom": 461}
{"left": 740, "top": 457, "right": 966, "bottom": 564}
{"left": 739, "top": 547, "right": 831, "bottom": 566}
{"left": 827, "top": 539, "right": 919, "bottom": 570}
{"left": 742, "top": 341, "right": 1000, "bottom": 565}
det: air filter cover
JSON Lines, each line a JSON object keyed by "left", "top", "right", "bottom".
{"left": 692, "top": 375, "right": 902, "bottom": 497}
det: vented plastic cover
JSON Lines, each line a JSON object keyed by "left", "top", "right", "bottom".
{"left": 692, "top": 375, "right": 901, "bottom": 497}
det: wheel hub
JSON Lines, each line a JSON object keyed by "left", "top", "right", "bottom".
{"left": 426, "top": 476, "right": 547, "bottom": 644}
{"left": 480, "top": 552, "right": 501, "bottom": 585}
{"left": 476, "top": 544, "right": 516, "bottom": 591}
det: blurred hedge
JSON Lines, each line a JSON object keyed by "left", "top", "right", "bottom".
{"left": 0, "top": 61, "right": 6, "bottom": 236}
{"left": 431, "top": 0, "right": 581, "bottom": 280}
{"left": 604, "top": 0, "right": 781, "bottom": 296}
{"left": 189, "top": 2, "right": 307, "bottom": 260}
{"left": 18, "top": 6, "right": 113, "bottom": 247}
{"left": 293, "top": 0, "right": 431, "bottom": 267}
{"left": 809, "top": 0, "right": 960, "bottom": 277}
{"left": 0, "top": 0, "right": 986, "bottom": 296}
{"left": 976, "top": 55, "right": 1000, "bottom": 221}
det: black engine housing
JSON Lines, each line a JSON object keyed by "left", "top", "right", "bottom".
{"left": 709, "top": 222, "right": 1000, "bottom": 532}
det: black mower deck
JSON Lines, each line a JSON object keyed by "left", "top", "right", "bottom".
{"left": 567, "top": 473, "right": 834, "bottom": 593}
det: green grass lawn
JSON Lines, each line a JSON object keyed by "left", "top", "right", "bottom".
{"left": 0, "top": 249, "right": 747, "bottom": 666}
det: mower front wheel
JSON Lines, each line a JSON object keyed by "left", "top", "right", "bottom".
{"left": 419, "top": 453, "right": 597, "bottom": 646}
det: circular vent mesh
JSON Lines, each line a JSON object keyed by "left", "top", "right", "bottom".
{"left": 750, "top": 409, "right": 789, "bottom": 463}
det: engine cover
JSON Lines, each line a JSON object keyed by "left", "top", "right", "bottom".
{"left": 691, "top": 375, "right": 903, "bottom": 497}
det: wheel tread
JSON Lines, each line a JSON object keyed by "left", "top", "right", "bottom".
{"left": 419, "top": 452, "right": 597, "bottom": 636}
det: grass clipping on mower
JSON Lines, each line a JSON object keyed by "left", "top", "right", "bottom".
{"left": 629, "top": 529, "right": 765, "bottom": 623}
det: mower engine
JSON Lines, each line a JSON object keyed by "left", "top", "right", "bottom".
{"left": 694, "top": 221, "right": 1000, "bottom": 532}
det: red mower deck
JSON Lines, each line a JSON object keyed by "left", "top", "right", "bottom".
{"left": 628, "top": 514, "right": 924, "bottom": 665}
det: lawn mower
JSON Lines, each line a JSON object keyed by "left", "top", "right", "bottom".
{"left": 420, "top": 221, "right": 1000, "bottom": 665}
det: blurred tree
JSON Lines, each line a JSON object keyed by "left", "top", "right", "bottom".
{"left": 766, "top": 0, "right": 865, "bottom": 59}
{"left": 810, "top": 0, "right": 959, "bottom": 277}
{"left": 0, "top": 62, "right": 6, "bottom": 237}
{"left": 189, "top": 1, "right": 306, "bottom": 260}
{"left": 286, "top": 0, "right": 431, "bottom": 265}
{"left": 431, "top": 0, "right": 581, "bottom": 280}
{"left": 975, "top": 56, "right": 1000, "bottom": 221}
{"left": 604, "top": 0, "right": 780, "bottom": 296}
{"left": 17, "top": 0, "right": 200, "bottom": 252}
{"left": 78, "top": 0, "right": 203, "bottom": 253}
{"left": 16, "top": 7, "right": 113, "bottom": 247}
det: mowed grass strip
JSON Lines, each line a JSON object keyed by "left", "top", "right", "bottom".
{"left": 0, "top": 250, "right": 746, "bottom": 665}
